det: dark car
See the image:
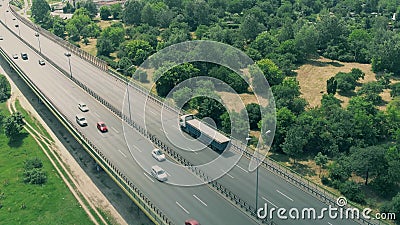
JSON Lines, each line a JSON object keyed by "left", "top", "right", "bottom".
{"left": 21, "top": 53, "right": 28, "bottom": 60}
{"left": 96, "top": 121, "right": 108, "bottom": 132}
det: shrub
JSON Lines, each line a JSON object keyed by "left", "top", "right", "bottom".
{"left": 339, "top": 181, "right": 365, "bottom": 204}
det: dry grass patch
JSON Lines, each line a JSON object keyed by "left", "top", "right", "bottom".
{"left": 79, "top": 38, "right": 97, "bottom": 56}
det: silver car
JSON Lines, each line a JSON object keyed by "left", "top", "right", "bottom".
{"left": 151, "top": 148, "right": 166, "bottom": 162}
{"left": 151, "top": 165, "right": 167, "bottom": 182}
{"left": 78, "top": 103, "right": 89, "bottom": 112}
{"left": 75, "top": 114, "right": 88, "bottom": 126}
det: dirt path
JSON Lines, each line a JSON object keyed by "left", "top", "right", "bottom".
{"left": 1, "top": 66, "right": 128, "bottom": 225}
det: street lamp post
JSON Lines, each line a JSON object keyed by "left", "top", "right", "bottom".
{"left": 117, "top": 65, "right": 135, "bottom": 122}
{"left": 35, "top": 31, "right": 42, "bottom": 53}
{"left": 64, "top": 52, "right": 72, "bottom": 77}
{"left": 255, "top": 129, "right": 272, "bottom": 213}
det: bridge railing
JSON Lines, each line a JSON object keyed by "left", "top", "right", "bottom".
{"left": 0, "top": 45, "right": 173, "bottom": 225}
{"left": 7, "top": 7, "right": 383, "bottom": 224}
{"left": 9, "top": 6, "right": 108, "bottom": 71}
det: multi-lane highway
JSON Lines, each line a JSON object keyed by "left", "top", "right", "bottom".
{"left": 0, "top": 3, "right": 364, "bottom": 225}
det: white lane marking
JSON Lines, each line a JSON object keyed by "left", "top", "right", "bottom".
{"left": 159, "top": 128, "right": 169, "bottom": 135}
{"left": 176, "top": 201, "right": 190, "bottom": 214}
{"left": 166, "top": 172, "right": 171, "bottom": 176}
{"left": 193, "top": 195, "right": 207, "bottom": 206}
{"left": 118, "top": 150, "right": 127, "bottom": 157}
{"left": 94, "top": 112, "right": 100, "bottom": 118}
{"left": 221, "top": 169, "right": 234, "bottom": 179}
{"left": 236, "top": 164, "right": 248, "bottom": 173}
{"left": 262, "top": 197, "right": 278, "bottom": 208}
{"left": 276, "top": 190, "right": 294, "bottom": 202}
{"left": 149, "top": 110, "right": 157, "bottom": 115}
{"left": 111, "top": 127, "right": 119, "bottom": 133}
{"left": 144, "top": 173, "right": 154, "bottom": 183}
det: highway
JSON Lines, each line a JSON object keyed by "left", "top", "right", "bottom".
{"left": 0, "top": 3, "right": 363, "bottom": 225}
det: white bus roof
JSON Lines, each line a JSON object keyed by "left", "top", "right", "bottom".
{"left": 186, "top": 118, "right": 231, "bottom": 144}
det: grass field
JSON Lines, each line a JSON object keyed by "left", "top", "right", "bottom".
{"left": 0, "top": 102, "right": 93, "bottom": 225}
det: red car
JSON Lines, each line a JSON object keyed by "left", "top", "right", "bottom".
{"left": 185, "top": 219, "right": 200, "bottom": 225}
{"left": 96, "top": 121, "right": 108, "bottom": 132}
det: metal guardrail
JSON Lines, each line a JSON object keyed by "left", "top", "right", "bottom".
{"left": 9, "top": 6, "right": 108, "bottom": 71}
{"left": 0, "top": 44, "right": 173, "bottom": 225}
{"left": 6, "top": 6, "right": 383, "bottom": 225}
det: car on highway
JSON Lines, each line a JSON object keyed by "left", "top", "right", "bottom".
{"left": 151, "top": 148, "right": 166, "bottom": 162}
{"left": 151, "top": 165, "right": 167, "bottom": 182}
{"left": 76, "top": 114, "right": 88, "bottom": 127}
{"left": 12, "top": 54, "right": 18, "bottom": 59}
{"left": 78, "top": 102, "right": 89, "bottom": 112}
{"left": 96, "top": 121, "right": 108, "bottom": 132}
{"left": 185, "top": 219, "right": 200, "bottom": 225}
{"left": 38, "top": 59, "right": 45, "bottom": 65}
{"left": 21, "top": 53, "right": 28, "bottom": 60}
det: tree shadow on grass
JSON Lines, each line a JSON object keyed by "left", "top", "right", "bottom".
{"left": 7, "top": 132, "right": 29, "bottom": 148}
{"left": 338, "top": 90, "right": 356, "bottom": 97}
{"left": 307, "top": 59, "right": 345, "bottom": 68}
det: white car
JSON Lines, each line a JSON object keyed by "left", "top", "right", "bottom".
{"left": 151, "top": 148, "right": 166, "bottom": 162}
{"left": 75, "top": 114, "right": 88, "bottom": 126}
{"left": 151, "top": 165, "right": 167, "bottom": 182}
{"left": 78, "top": 103, "right": 89, "bottom": 112}
{"left": 12, "top": 54, "right": 18, "bottom": 59}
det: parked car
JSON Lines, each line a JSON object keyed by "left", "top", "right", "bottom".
{"left": 185, "top": 219, "right": 200, "bottom": 225}
{"left": 38, "top": 59, "right": 45, "bottom": 65}
{"left": 75, "top": 114, "right": 87, "bottom": 127}
{"left": 78, "top": 103, "right": 89, "bottom": 112}
{"left": 151, "top": 165, "right": 167, "bottom": 182}
{"left": 151, "top": 148, "right": 166, "bottom": 162}
{"left": 96, "top": 121, "right": 108, "bottom": 132}
{"left": 0, "top": 36, "right": 3, "bottom": 40}
{"left": 12, "top": 54, "right": 18, "bottom": 59}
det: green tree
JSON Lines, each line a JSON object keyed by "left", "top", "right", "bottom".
{"left": 240, "top": 13, "right": 264, "bottom": 42}
{"left": 294, "top": 23, "right": 318, "bottom": 61}
{"left": 272, "top": 107, "right": 296, "bottom": 152}
{"left": 347, "top": 29, "right": 371, "bottom": 63}
{"left": 24, "top": 158, "right": 43, "bottom": 170}
{"left": 281, "top": 125, "right": 306, "bottom": 164}
{"left": 119, "top": 40, "right": 153, "bottom": 66}
{"left": 51, "top": 16, "right": 66, "bottom": 38}
{"left": 154, "top": 63, "right": 199, "bottom": 97}
{"left": 79, "top": 0, "right": 98, "bottom": 18}
{"left": 23, "top": 168, "right": 47, "bottom": 185}
{"left": 220, "top": 110, "right": 249, "bottom": 138}
{"left": 122, "top": 0, "right": 144, "bottom": 25}
{"left": 100, "top": 5, "right": 111, "bottom": 20}
{"left": 0, "top": 75, "right": 11, "bottom": 102}
{"left": 315, "top": 152, "right": 328, "bottom": 177}
{"left": 31, "top": 0, "right": 50, "bottom": 23}
{"left": 254, "top": 59, "right": 284, "bottom": 87}
{"left": 327, "top": 77, "right": 337, "bottom": 95}
{"left": 391, "top": 83, "right": 400, "bottom": 98}
{"left": 173, "top": 87, "right": 192, "bottom": 107}
{"left": 4, "top": 112, "right": 25, "bottom": 141}
{"left": 380, "top": 193, "right": 400, "bottom": 224}
{"left": 245, "top": 103, "right": 261, "bottom": 130}
{"left": 96, "top": 38, "right": 114, "bottom": 56}
{"left": 350, "top": 145, "right": 387, "bottom": 185}
{"left": 110, "top": 3, "right": 123, "bottom": 19}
